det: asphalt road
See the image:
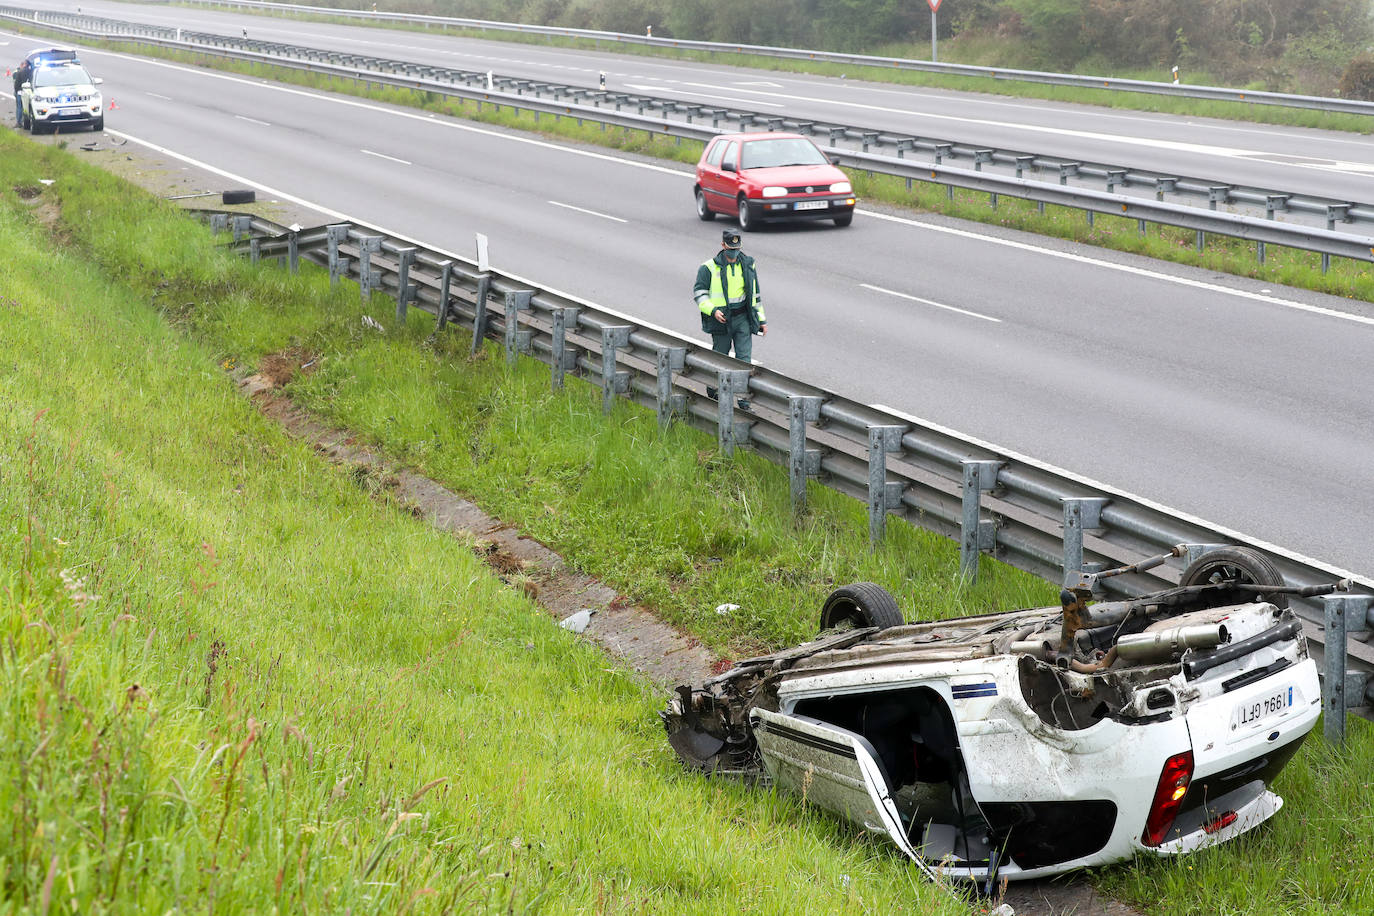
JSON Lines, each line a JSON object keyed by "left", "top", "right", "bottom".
{"left": 4, "top": 14, "right": 1373, "bottom": 582}
{"left": 18, "top": 0, "right": 1374, "bottom": 206}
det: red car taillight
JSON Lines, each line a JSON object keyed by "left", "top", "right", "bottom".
{"left": 1141, "top": 751, "right": 1193, "bottom": 847}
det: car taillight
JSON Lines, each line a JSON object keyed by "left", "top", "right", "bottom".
{"left": 1141, "top": 750, "right": 1193, "bottom": 847}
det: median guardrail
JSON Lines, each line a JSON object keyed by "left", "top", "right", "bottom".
{"left": 5, "top": 7, "right": 1374, "bottom": 273}
{"left": 204, "top": 208, "right": 1374, "bottom": 742}
{"left": 175, "top": 0, "right": 1374, "bottom": 117}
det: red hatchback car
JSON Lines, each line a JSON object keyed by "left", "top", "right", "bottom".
{"left": 695, "top": 132, "right": 856, "bottom": 230}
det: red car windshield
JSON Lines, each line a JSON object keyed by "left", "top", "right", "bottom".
{"left": 739, "top": 138, "right": 829, "bottom": 170}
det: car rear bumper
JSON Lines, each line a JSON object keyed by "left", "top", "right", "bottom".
{"left": 747, "top": 196, "right": 856, "bottom": 222}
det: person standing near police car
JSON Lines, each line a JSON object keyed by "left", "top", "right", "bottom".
{"left": 12, "top": 57, "right": 32, "bottom": 124}
{"left": 694, "top": 229, "right": 766, "bottom": 404}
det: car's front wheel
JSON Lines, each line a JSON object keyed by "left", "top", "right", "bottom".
{"left": 737, "top": 196, "right": 756, "bottom": 231}
{"left": 91, "top": 116, "right": 104, "bottom": 132}
{"left": 833, "top": 213, "right": 853, "bottom": 227}
{"left": 819, "top": 583, "right": 904, "bottom": 632}
{"left": 695, "top": 187, "right": 715, "bottom": 221}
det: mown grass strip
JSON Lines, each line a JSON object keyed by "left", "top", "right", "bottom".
{"left": 5, "top": 102, "right": 1374, "bottom": 916}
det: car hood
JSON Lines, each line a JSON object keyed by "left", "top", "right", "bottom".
{"left": 741, "top": 164, "right": 846, "bottom": 185}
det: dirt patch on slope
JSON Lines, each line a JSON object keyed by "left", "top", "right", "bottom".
{"left": 237, "top": 360, "right": 716, "bottom": 688}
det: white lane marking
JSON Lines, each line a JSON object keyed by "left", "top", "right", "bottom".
{"left": 234, "top": 114, "right": 271, "bottom": 126}
{"left": 623, "top": 82, "right": 785, "bottom": 109}
{"left": 101, "top": 127, "right": 697, "bottom": 346}
{"left": 361, "top": 149, "right": 412, "bottom": 165}
{"left": 735, "top": 81, "right": 783, "bottom": 88}
{"left": 860, "top": 283, "right": 1000, "bottom": 322}
{"left": 147, "top": 92, "right": 172, "bottom": 100}
{"left": 73, "top": 46, "right": 1373, "bottom": 328}
{"left": 72, "top": 48, "right": 689, "bottom": 178}
{"left": 861, "top": 209, "right": 1374, "bottom": 328}
{"left": 548, "top": 200, "right": 627, "bottom": 223}
{"left": 666, "top": 79, "right": 1374, "bottom": 174}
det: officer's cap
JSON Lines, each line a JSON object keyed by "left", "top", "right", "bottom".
{"left": 721, "top": 229, "right": 742, "bottom": 249}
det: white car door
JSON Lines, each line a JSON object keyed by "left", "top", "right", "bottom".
{"left": 751, "top": 708, "right": 937, "bottom": 880}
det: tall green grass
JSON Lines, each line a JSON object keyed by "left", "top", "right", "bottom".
{"left": 0, "top": 132, "right": 976, "bottom": 913}
{"left": 5, "top": 110, "right": 1374, "bottom": 916}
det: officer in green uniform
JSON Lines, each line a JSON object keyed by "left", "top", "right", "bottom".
{"left": 694, "top": 229, "right": 766, "bottom": 407}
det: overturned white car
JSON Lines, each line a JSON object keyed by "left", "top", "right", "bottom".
{"left": 663, "top": 547, "right": 1343, "bottom": 883}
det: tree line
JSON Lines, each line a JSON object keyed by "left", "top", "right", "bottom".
{"left": 354, "top": 0, "right": 1374, "bottom": 93}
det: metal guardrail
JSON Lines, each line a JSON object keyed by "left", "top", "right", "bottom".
{"left": 203, "top": 209, "right": 1374, "bottom": 741}
{"left": 6, "top": 8, "right": 1374, "bottom": 271}
{"left": 176, "top": 0, "right": 1374, "bottom": 117}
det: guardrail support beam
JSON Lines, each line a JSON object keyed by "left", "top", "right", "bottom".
{"left": 789, "top": 396, "right": 823, "bottom": 513}
{"left": 715, "top": 370, "right": 753, "bottom": 456}
{"left": 1323, "top": 595, "right": 1374, "bottom": 744}
{"left": 434, "top": 261, "right": 454, "bottom": 333}
{"left": 287, "top": 230, "right": 299, "bottom": 273}
{"left": 550, "top": 307, "right": 580, "bottom": 390}
{"left": 358, "top": 235, "right": 383, "bottom": 302}
{"left": 395, "top": 247, "right": 417, "bottom": 322}
{"left": 867, "top": 426, "right": 906, "bottom": 544}
{"left": 503, "top": 291, "right": 534, "bottom": 364}
{"left": 960, "top": 460, "right": 1001, "bottom": 579}
{"left": 469, "top": 274, "right": 492, "bottom": 354}
{"left": 1061, "top": 497, "right": 1110, "bottom": 587}
{"left": 600, "top": 327, "right": 633, "bottom": 413}
{"left": 654, "top": 347, "right": 686, "bottom": 429}
{"left": 231, "top": 214, "right": 251, "bottom": 242}
{"left": 326, "top": 224, "right": 350, "bottom": 287}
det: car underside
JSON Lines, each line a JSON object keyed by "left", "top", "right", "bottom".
{"left": 663, "top": 547, "right": 1345, "bottom": 882}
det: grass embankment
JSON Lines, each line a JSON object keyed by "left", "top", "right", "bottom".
{"left": 3, "top": 126, "right": 1373, "bottom": 914}
{"left": 16, "top": 20, "right": 1374, "bottom": 305}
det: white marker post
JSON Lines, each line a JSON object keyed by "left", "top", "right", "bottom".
{"left": 927, "top": 0, "right": 942, "bottom": 62}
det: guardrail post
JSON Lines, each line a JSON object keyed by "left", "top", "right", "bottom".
{"left": 249, "top": 236, "right": 261, "bottom": 264}
{"left": 973, "top": 149, "right": 992, "bottom": 171}
{"left": 960, "top": 460, "right": 1001, "bottom": 579}
{"left": 358, "top": 236, "right": 383, "bottom": 302}
{"left": 469, "top": 274, "right": 492, "bottom": 355}
{"left": 1106, "top": 169, "right": 1126, "bottom": 193}
{"left": 231, "top": 214, "right": 252, "bottom": 242}
{"left": 287, "top": 230, "right": 299, "bottom": 274}
{"left": 1259, "top": 195, "right": 1289, "bottom": 265}
{"left": 716, "top": 369, "right": 752, "bottom": 456}
{"left": 789, "top": 396, "right": 823, "bottom": 512}
{"left": 1061, "top": 497, "right": 1110, "bottom": 586}
{"left": 551, "top": 307, "right": 580, "bottom": 390}
{"left": 503, "top": 291, "right": 534, "bottom": 364}
{"left": 1322, "top": 595, "right": 1374, "bottom": 744}
{"left": 1015, "top": 155, "right": 1034, "bottom": 178}
{"left": 654, "top": 347, "right": 686, "bottom": 429}
{"left": 933, "top": 143, "right": 952, "bottom": 165}
{"left": 434, "top": 261, "right": 454, "bottom": 333}
{"left": 867, "top": 426, "right": 905, "bottom": 544}
{"left": 209, "top": 213, "right": 228, "bottom": 235}
{"left": 600, "top": 327, "right": 632, "bottom": 413}
{"left": 327, "top": 224, "right": 349, "bottom": 287}
{"left": 1323, "top": 205, "right": 1352, "bottom": 274}
{"left": 395, "top": 247, "right": 417, "bottom": 322}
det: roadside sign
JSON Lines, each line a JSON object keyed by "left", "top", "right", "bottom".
{"left": 928, "top": 0, "right": 942, "bottom": 11}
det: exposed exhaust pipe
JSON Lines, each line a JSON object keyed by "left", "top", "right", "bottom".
{"left": 1115, "top": 624, "right": 1230, "bottom": 662}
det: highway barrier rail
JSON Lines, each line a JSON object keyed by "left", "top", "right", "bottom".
{"left": 204, "top": 208, "right": 1374, "bottom": 743}
{"left": 174, "top": 0, "right": 1374, "bottom": 117}
{"left": 4, "top": 7, "right": 1374, "bottom": 272}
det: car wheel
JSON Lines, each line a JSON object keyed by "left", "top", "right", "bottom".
{"left": 1179, "top": 546, "right": 1288, "bottom": 609}
{"left": 91, "top": 116, "right": 104, "bottom": 132}
{"left": 737, "top": 196, "right": 755, "bottom": 231}
{"left": 819, "top": 582, "right": 904, "bottom": 632}
{"left": 695, "top": 187, "right": 715, "bottom": 221}
{"left": 833, "top": 213, "right": 853, "bottom": 228}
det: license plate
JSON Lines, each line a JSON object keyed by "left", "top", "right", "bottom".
{"left": 58, "top": 108, "right": 82, "bottom": 116}
{"left": 794, "top": 200, "right": 828, "bottom": 211}
{"left": 1231, "top": 687, "right": 1292, "bottom": 731}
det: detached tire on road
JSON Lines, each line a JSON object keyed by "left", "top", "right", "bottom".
{"left": 1179, "top": 546, "right": 1288, "bottom": 609}
{"left": 820, "top": 582, "right": 904, "bottom": 632}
